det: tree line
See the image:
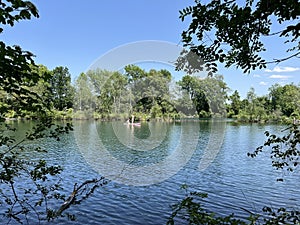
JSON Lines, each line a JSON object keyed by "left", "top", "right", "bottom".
{"left": 1, "top": 63, "right": 299, "bottom": 123}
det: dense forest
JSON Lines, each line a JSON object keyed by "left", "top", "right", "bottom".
{"left": 1, "top": 64, "right": 299, "bottom": 123}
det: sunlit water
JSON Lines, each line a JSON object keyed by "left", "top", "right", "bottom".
{"left": 1, "top": 120, "right": 300, "bottom": 224}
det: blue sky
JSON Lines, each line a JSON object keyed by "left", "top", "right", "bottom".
{"left": 2, "top": 0, "right": 299, "bottom": 98}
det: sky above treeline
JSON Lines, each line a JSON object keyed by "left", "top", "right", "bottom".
{"left": 2, "top": 0, "right": 299, "bottom": 98}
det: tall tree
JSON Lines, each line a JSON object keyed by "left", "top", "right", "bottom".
{"left": 246, "top": 87, "right": 257, "bottom": 121}
{"left": 50, "top": 66, "right": 74, "bottom": 110}
{"left": 74, "top": 72, "right": 94, "bottom": 111}
{"left": 87, "top": 69, "right": 128, "bottom": 115}
{"left": 229, "top": 90, "right": 242, "bottom": 116}
{"left": 110, "top": 71, "right": 128, "bottom": 113}
{"left": 129, "top": 67, "right": 174, "bottom": 117}
{"left": 30, "top": 64, "right": 53, "bottom": 107}
{"left": 177, "top": 74, "right": 227, "bottom": 117}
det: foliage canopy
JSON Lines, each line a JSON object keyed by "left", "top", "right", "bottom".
{"left": 0, "top": 1, "right": 103, "bottom": 223}
{"left": 179, "top": 0, "right": 300, "bottom": 73}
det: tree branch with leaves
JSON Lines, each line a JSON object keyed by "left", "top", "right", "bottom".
{"left": 0, "top": 1, "right": 106, "bottom": 223}
{"left": 178, "top": 0, "right": 300, "bottom": 74}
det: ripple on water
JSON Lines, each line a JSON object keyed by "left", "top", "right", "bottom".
{"left": 1, "top": 121, "right": 300, "bottom": 225}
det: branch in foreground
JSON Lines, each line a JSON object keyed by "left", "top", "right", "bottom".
{"left": 266, "top": 52, "right": 300, "bottom": 64}
{"left": 53, "top": 177, "right": 107, "bottom": 219}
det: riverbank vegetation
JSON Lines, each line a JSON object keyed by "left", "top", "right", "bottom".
{"left": 2, "top": 63, "right": 299, "bottom": 123}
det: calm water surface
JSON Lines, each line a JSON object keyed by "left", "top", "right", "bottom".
{"left": 2, "top": 120, "right": 300, "bottom": 224}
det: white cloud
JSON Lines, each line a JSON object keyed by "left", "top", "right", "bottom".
{"left": 265, "top": 66, "right": 300, "bottom": 73}
{"left": 259, "top": 81, "right": 268, "bottom": 86}
{"left": 269, "top": 74, "right": 292, "bottom": 80}
{"left": 253, "top": 74, "right": 261, "bottom": 78}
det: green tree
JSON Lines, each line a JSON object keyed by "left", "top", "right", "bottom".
{"left": 110, "top": 71, "right": 128, "bottom": 114}
{"left": 124, "top": 64, "right": 147, "bottom": 83}
{"left": 237, "top": 87, "right": 269, "bottom": 122}
{"left": 74, "top": 72, "right": 94, "bottom": 111}
{"left": 177, "top": 75, "right": 197, "bottom": 99}
{"left": 29, "top": 64, "right": 53, "bottom": 109}
{"left": 269, "top": 83, "right": 300, "bottom": 117}
{"left": 177, "top": 75, "right": 209, "bottom": 117}
{"left": 178, "top": 0, "right": 300, "bottom": 73}
{"left": 246, "top": 87, "right": 257, "bottom": 121}
{"left": 0, "top": 1, "right": 102, "bottom": 223}
{"left": 130, "top": 67, "right": 175, "bottom": 118}
{"left": 50, "top": 66, "right": 74, "bottom": 110}
{"left": 122, "top": 65, "right": 177, "bottom": 119}
{"left": 175, "top": 91, "right": 196, "bottom": 117}
{"left": 177, "top": 74, "right": 227, "bottom": 117}
{"left": 228, "top": 90, "right": 242, "bottom": 117}
{"left": 87, "top": 69, "right": 128, "bottom": 116}
{"left": 201, "top": 75, "right": 228, "bottom": 117}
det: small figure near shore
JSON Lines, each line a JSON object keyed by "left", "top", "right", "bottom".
{"left": 124, "top": 114, "right": 141, "bottom": 126}
{"left": 293, "top": 117, "right": 300, "bottom": 125}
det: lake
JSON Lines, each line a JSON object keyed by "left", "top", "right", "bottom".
{"left": 2, "top": 120, "right": 300, "bottom": 224}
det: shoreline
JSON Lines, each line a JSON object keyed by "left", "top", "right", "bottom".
{"left": 3, "top": 115, "right": 296, "bottom": 125}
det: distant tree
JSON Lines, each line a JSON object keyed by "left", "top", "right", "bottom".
{"left": 177, "top": 75, "right": 227, "bottom": 117}
{"left": 87, "top": 69, "right": 128, "bottom": 115}
{"left": 130, "top": 67, "right": 175, "bottom": 117}
{"left": 50, "top": 66, "right": 75, "bottom": 110}
{"left": 74, "top": 72, "right": 95, "bottom": 111}
{"left": 269, "top": 83, "right": 300, "bottom": 117}
{"left": 228, "top": 90, "right": 242, "bottom": 116}
{"left": 159, "top": 69, "right": 172, "bottom": 80}
{"left": 177, "top": 75, "right": 197, "bottom": 99}
{"left": 110, "top": 71, "right": 128, "bottom": 113}
{"left": 177, "top": 75, "right": 208, "bottom": 117}
{"left": 236, "top": 87, "right": 269, "bottom": 122}
{"left": 255, "top": 95, "right": 270, "bottom": 120}
{"left": 202, "top": 75, "right": 228, "bottom": 117}
{"left": 124, "top": 64, "right": 147, "bottom": 82}
{"left": 30, "top": 64, "right": 53, "bottom": 107}
{"left": 246, "top": 87, "right": 257, "bottom": 121}
{"left": 178, "top": 0, "right": 300, "bottom": 73}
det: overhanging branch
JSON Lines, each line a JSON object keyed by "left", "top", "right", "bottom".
{"left": 54, "top": 177, "right": 107, "bottom": 218}
{"left": 266, "top": 51, "right": 300, "bottom": 64}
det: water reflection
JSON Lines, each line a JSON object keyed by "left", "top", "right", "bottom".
{"left": 111, "top": 121, "right": 168, "bottom": 151}
{"left": 2, "top": 120, "right": 300, "bottom": 224}
{"left": 74, "top": 121, "right": 201, "bottom": 186}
